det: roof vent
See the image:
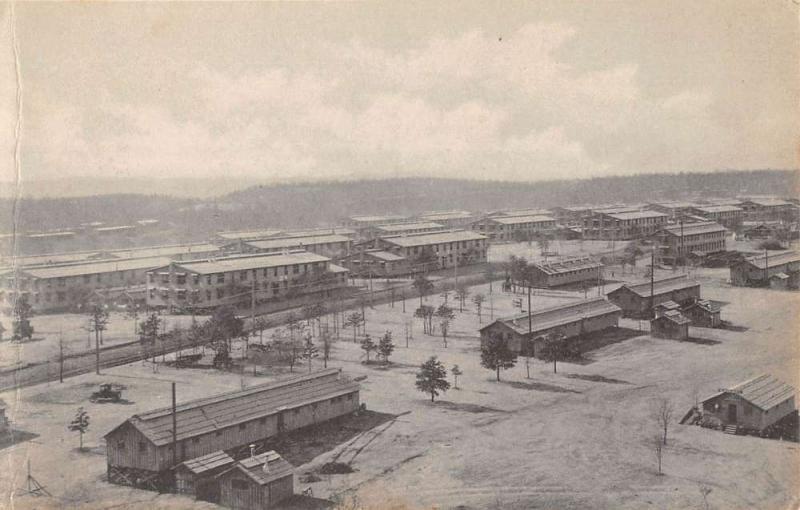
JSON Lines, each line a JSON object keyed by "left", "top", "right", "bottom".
{"left": 262, "top": 459, "right": 270, "bottom": 474}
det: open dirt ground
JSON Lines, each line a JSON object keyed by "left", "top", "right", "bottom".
{"left": 1, "top": 268, "right": 798, "bottom": 509}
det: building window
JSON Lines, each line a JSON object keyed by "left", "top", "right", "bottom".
{"left": 117, "top": 440, "right": 125, "bottom": 450}
{"left": 239, "top": 423, "right": 246, "bottom": 430}
{"left": 217, "top": 274, "right": 225, "bottom": 284}
{"left": 232, "top": 479, "right": 249, "bottom": 490}
{"left": 215, "top": 431, "right": 223, "bottom": 437}
{"left": 138, "top": 442, "right": 147, "bottom": 452}
{"left": 240, "top": 270, "right": 248, "bottom": 281}
{"left": 259, "top": 417, "right": 267, "bottom": 424}
{"left": 192, "top": 437, "right": 200, "bottom": 443}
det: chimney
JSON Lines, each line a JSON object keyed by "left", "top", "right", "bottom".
{"left": 249, "top": 444, "right": 256, "bottom": 458}
{"left": 262, "top": 458, "right": 271, "bottom": 474}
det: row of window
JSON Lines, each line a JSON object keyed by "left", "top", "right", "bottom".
{"left": 149, "top": 263, "right": 327, "bottom": 285}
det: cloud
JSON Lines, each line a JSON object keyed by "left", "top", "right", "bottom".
{"left": 6, "top": 18, "right": 795, "bottom": 184}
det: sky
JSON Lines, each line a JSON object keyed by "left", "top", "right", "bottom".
{"left": 0, "top": 1, "right": 798, "bottom": 186}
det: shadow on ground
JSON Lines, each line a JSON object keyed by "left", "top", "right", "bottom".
{"left": 564, "top": 373, "right": 631, "bottom": 385}
{"left": 683, "top": 336, "right": 722, "bottom": 345}
{"left": 0, "top": 429, "right": 39, "bottom": 451}
{"left": 501, "top": 380, "right": 581, "bottom": 394}
{"left": 261, "top": 410, "right": 397, "bottom": 467}
{"left": 563, "top": 327, "right": 645, "bottom": 365}
{"left": 430, "top": 400, "right": 508, "bottom": 414}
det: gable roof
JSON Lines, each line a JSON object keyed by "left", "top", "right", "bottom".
{"left": 654, "top": 310, "right": 691, "bottom": 325}
{"left": 484, "top": 215, "right": 555, "bottom": 225}
{"left": 220, "top": 451, "right": 294, "bottom": 485}
{"left": 604, "top": 211, "right": 668, "bottom": 221}
{"left": 375, "top": 222, "right": 445, "bottom": 233}
{"left": 659, "top": 221, "right": 727, "bottom": 237}
{"left": 480, "top": 297, "right": 621, "bottom": 336}
{"left": 175, "top": 450, "right": 235, "bottom": 475}
{"left": 19, "top": 256, "right": 172, "bottom": 279}
{"left": 163, "top": 252, "right": 330, "bottom": 275}
{"left": 243, "top": 234, "right": 350, "bottom": 251}
{"left": 692, "top": 205, "right": 743, "bottom": 214}
{"left": 215, "top": 229, "right": 283, "bottom": 241}
{"left": 380, "top": 230, "right": 486, "bottom": 248}
{"left": 609, "top": 275, "right": 699, "bottom": 299}
{"left": 532, "top": 257, "right": 603, "bottom": 275}
{"left": 704, "top": 374, "right": 796, "bottom": 411}
{"left": 106, "top": 369, "right": 359, "bottom": 446}
{"left": 738, "top": 250, "right": 800, "bottom": 270}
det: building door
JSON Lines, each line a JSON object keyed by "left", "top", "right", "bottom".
{"left": 727, "top": 404, "right": 737, "bottom": 424}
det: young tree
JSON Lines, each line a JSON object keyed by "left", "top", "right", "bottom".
{"left": 68, "top": 407, "right": 90, "bottom": 450}
{"left": 651, "top": 397, "right": 675, "bottom": 445}
{"left": 11, "top": 294, "right": 34, "bottom": 341}
{"left": 320, "top": 326, "right": 335, "bottom": 368}
{"left": 285, "top": 312, "right": 300, "bottom": 342}
{"left": 455, "top": 284, "right": 469, "bottom": 313}
{"left": 207, "top": 306, "right": 244, "bottom": 350}
{"left": 302, "top": 333, "right": 319, "bottom": 372}
{"left": 435, "top": 304, "right": 455, "bottom": 348}
{"left": 360, "top": 334, "right": 376, "bottom": 363}
{"left": 412, "top": 275, "right": 434, "bottom": 306}
{"left": 344, "top": 312, "right": 364, "bottom": 343}
{"left": 480, "top": 333, "right": 517, "bottom": 381}
{"left": 377, "top": 330, "right": 395, "bottom": 364}
{"left": 252, "top": 317, "right": 270, "bottom": 344}
{"left": 472, "top": 294, "right": 486, "bottom": 323}
{"left": 540, "top": 330, "right": 568, "bottom": 374}
{"left": 87, "top": 304, "right": 109, "bottom": 346}
{"left": 451, "top": 364, "right": 463, "bottom": 389}
{"left": 415, "top": 356, "right": 450, "bottom": 402}
{"left": 139, "top": 312, "right": 162, "bottom": 344}
{"left": 651, "top": 434, "right": 664, "bottom": 474}
{"left": 485, "top": 266, "right": 496, "bottom": 294}
{"left": 414, "top": 305, "right": 435, "bottom": 334}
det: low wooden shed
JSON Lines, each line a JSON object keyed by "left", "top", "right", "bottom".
{"left": 217, "top": 451, "right": 294, "bottom": 510}
{"left": 650, "top": 310, "right": 690, "bottom": 340}
{"left": 701, "top": 374, "right": 796, "bottom": 433}
{"left": 173, "top": 450, "right": 234, "bottom": 499}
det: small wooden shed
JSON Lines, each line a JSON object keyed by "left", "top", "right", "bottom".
{"left": 216, "top": 451, "right": 294, "bottom": 510}
{"left": 701, "top": 374, "right": 796, "bottom": 432}
{"left": 650, "top": 310, "right": 690, "bottom": 340}
{"left": 682, "top": 299, "right": 721, "bottom": 328}
{"left": 173, "top": 450, "right": 234, "bottom": 500}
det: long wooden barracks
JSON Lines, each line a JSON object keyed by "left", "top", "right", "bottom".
{"left": 104, "top": 369, "right": 360, "bottom": 491}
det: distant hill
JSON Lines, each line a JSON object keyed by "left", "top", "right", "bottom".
{"left": 1, "top": 170, "right": 797, "bottom": 237}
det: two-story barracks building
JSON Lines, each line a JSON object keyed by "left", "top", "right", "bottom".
{"left": 145, "top": 251, "right": 349, "bottom": 310}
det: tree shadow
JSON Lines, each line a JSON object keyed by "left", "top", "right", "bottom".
{"left": 500, "top": 380, "right": 580, "bottom": 394}
{"left": 564, "top": 373, "right": 631, "bottom": 385}
{"left": 0, "top": 429, "right": 39, "bottom": 451}
{"left": 430, "top": 400, "right": 508, "bottom": 414}
{"left": 683, "top": 336, "right": 722, "bottom": 345}
{"left": 280, "top": 494, "right": 335, "bottom": 509}
{"left": 560, "top": 327, "right": 645, "bottom": 365}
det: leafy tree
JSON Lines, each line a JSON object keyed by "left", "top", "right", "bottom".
{"left": 415, "top": 356, "right": 450, "bottom": 402}
{"left": 207, "top": 306, "right": 244, "bottom": 346}
{"left": 472, "top": 293, "right": 486, "bottom": 323}
{"left": 414, "top": 305, "right": 435, "bottom": 334}
{"left": 451, "top": 364, "right": 463, "bottom": 389}
{"left": 252, "top": 317, "right": 270, "bottom": 344}
{"left": 480, "top": 333, "right": 517, "bottom": 381}
{"left": 344, "top": 312, "right": 364, "bottom": 343}
{"left": 139, "top": 312, "right": 162, "bottom": 344}
{"left": 412, "top": 275, "right": 434, "bottom": 306}
{"left": 758, "top": 238, "right": 786, "bottom": 251}
{"left": 68, "top": 407, "right": 90, "bottom": 450}
{"left": 11, "top": 294, "right": 34, "bottom": 341}
{"left": 455, "top": 284, "right": 469, "bottom": 312}
{"left": 360, "top": 334, "right": 376, "bottom": 363}
{"left": 377, "top": 330, "right": 395, "bottom": 364}
{"left": 435, "top": 304, "right": 455, "bottom": 348}
{"left": 540, "top": 330, "right": 567, "bottom": 373}
{"left": 302, "top": 333, "right": 319, "bottom": 372}
{"left": 285, "top": 312, "right": 300, "bottom": 341}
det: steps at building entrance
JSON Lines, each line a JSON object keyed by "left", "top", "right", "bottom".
{"left": 724, "top": 424, "right": 738, "bottom": 435}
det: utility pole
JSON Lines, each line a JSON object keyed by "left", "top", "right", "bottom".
{"left": 650, "top": 249, "right": 655, "bottom": 319}
{"left": 59, "top": 331, "right": 64, "bottom": 384}
{"left": 171, "top": 381, "right": 178, "bottom": 467}
{"left": 764, "top": 249, "right": 768, "bottom": 285}
{"left": 95, "top": 316, "right": 101, "bottom": 375}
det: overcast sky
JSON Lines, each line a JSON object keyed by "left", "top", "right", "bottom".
{"left": 0, "top": 1, "right": 797, "bottom": 185}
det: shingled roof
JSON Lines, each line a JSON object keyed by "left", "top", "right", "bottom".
{"left": 532, "top": 257, "right": 603, "bottom": 275}
{"left": 703, "top": 374, "right": 796, "bottom": 411}
{"left": 481, "top": 297, "right": 621, "bottom": 336}
{"left": 220, "top": 451, "right": 294, "bottom": 486}
{"left": 610, "top": 275, "right": 700, "bottom": 298}
{"left": 106, "top": 369, "right": 359, "bottom": 446}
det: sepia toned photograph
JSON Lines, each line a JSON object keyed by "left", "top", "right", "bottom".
{"left": 0, "top": 1, "right": 798, "bottom": 509}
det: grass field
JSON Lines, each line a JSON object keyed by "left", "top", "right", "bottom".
{"left": 1, "top": 268, "right": 798, "bottom": 509}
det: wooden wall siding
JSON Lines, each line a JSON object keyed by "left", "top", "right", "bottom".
{"left": 704, "top": 395, "right": 796, "bottom": 431}
{"left": 530, "top": 266, "right": 602, "bottom": 287}
{"left": 611, "top": 287, "right": 700, "bottom": 316}
{"left": 107, "top": 388, "right": 360, "bottom": 473}
{"left": 481, "top": 313, "right": 620, "bottom": 354}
